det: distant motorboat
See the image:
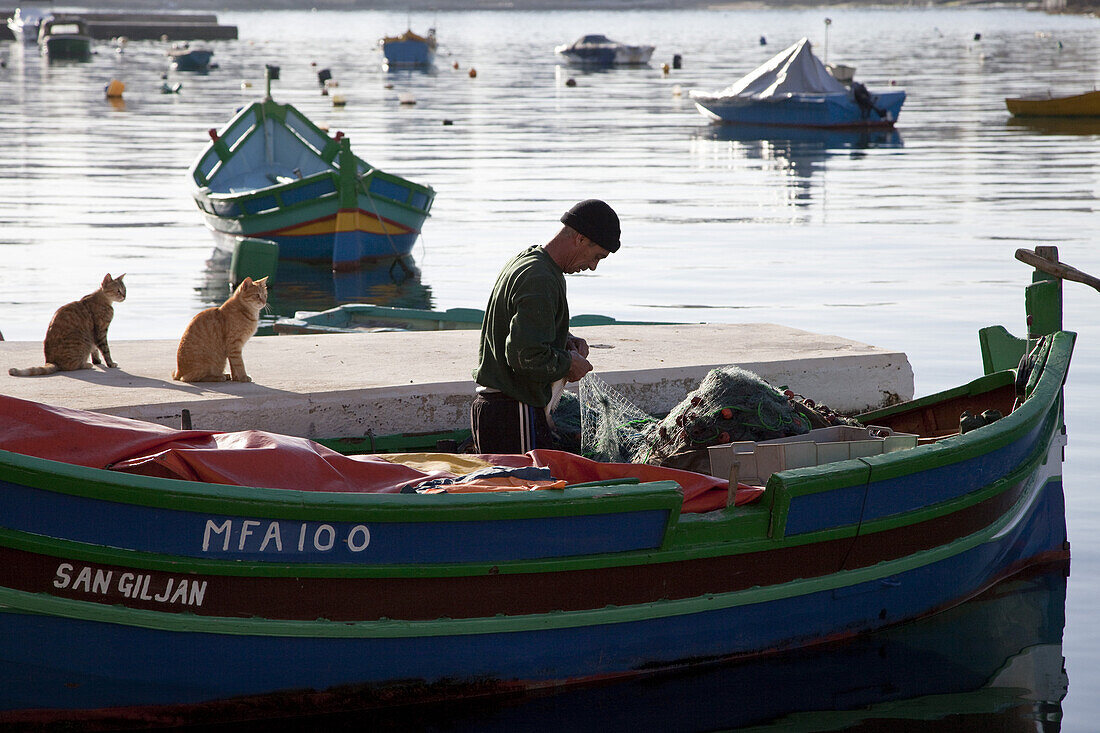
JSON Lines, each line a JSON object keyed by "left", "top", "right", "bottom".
{"left": 380, "top": 27, "right": 436, "bottom": 69}
{"left": 554, "top": 34, "right": 655, "bottom": 66}
{"left": 38, "top": 15, "right": 93, "bottom": 62}
{"left": 168, "top": 44, "right": 214, "bottom": 72}
{"left": 6, "top": 6, "right": 46, "bottom": 45}
{"left": 690, "top": 38, "right": 904, "bottom": 129}
{"left": 1005, "top": 90, "right": 1100, "bottom": 118}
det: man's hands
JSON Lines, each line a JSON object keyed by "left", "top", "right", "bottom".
{"left": 565, "top": 335, "right": 592, "bottom": 382}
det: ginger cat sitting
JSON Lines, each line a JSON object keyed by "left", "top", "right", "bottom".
{"left": 9, "top": 273, "right": 127, "bottom": 377}
{"left": 173, "top": 276, "right": 268, "bottom": 383}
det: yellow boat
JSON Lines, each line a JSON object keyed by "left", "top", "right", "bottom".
{"left": 1005, "top": 89, "right": 1100, "bottom": 117}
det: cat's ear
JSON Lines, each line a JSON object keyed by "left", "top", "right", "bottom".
{"left": 117, "top": 273, "right": 126, "bottom": 281}
{"left": 241, "top": 277, "right": 254, "bottom": 286}
{"left": 103, "top": 273, "right": 113, "bottom": 286}
{"left": 255, "top": 277, "right": 269, "bottom": 285}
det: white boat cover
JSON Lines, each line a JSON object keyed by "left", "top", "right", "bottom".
{"left": 708, "top": 38, "right": 848, "bottom": 99}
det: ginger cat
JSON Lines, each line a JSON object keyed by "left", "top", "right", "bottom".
{"left": 173, "top": 277, "right": 268, "bottom": 383}
{"left": 9, "top": 273, "right": 127, "bottom": 377}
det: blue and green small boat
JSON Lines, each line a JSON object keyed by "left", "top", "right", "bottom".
{"left": 189, "top": 72, "right": 435, "bottom": 270}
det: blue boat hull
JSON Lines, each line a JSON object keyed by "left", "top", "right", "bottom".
{"left": 694, "top": 90, "right": 906, "bottom": 128}
{"left": 0, "top": 462, "right": 1066, "bottom": 714}
{"left": 381, "top": 39, "right": 435, "bottom": 68}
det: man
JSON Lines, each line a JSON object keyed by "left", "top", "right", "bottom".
{"left": 471, "top": 199, "right": 621, "bottom": 454}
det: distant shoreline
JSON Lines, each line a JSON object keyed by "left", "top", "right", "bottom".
{"left": 5, "top": 0, "right": 1096, "bottom": 15}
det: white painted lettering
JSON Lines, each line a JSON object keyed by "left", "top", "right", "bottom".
{"left": 314, "top": 524, "right": 335, "bottom": 551}
{"left": 72, "top": 566, "right": 93, "bottom": 592}
{"left": 239, "top": 520, "right": 260, "bottom": 550}
{"left": 92, "top": 569, "right": 112, "bottom": 595}
{"left": 53, "top": 563, "right": 73, "bottom": 589}
{"left": 203, "top": 519, "right": 233, "bottom": 552}
{"left": 170, "top": 581, "right": 189, "bottom": 604}
{"left": 118, "top": 572, "right": 135, "bottom": 597}
{"left": 154, "top": 578, "right": 175, "bottom": 602}
{"left": 189, "top": 580, "right": 208, "bottom": 607}
{"left": 298, "top": 523, "right": 307, "bottom": 552}
{"left": 259, "top": 522, "right": 282, "bottom": 552}
{"left": 347, "top": 525, "right": 371, "bottom": 552}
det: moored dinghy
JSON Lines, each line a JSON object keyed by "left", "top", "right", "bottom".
{"left": 189, "top": 69, "right": 435, "bottom": 270}
{"left": 554, "top": 34, "right": 655, "bottom": 66}
{"left": 690, "top": 38, "right": 905, "bottom": 128}
{"left": 379, "top": 27, "right": 437, "bottom": 69}
{"left": 0, "top": 249, "right": 1079, "bottom": 726}
{"left": 1005, "top": 89, "right": 1100, "bottom": 118}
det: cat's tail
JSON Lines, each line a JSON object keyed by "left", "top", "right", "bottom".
{"left": 8, "top": 364, "right": 59, "bottom": 377}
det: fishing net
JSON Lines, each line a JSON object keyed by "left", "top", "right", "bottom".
{"left": 571, "top": 366, "right": 821, "bottom": 465}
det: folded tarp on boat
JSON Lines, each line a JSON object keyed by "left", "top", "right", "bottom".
{"left": 711, "top": 37, "right": 848, "bottom": 99}
{"left": 0, "top": 395, "right": 757, "bottom": 512}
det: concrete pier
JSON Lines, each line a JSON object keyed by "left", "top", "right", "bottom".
{"left": 0, "top": 11, "right": 238, "bottom": 41}
{"left": 0, "top": 324, "right": 914, "bottom": 440}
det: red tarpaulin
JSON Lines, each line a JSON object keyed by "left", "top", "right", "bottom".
{"left": 0, "top": 395, "right": 761, "bottom": 512}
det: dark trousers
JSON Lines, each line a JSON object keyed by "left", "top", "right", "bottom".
{"left": 470, "top": 392, "right": 553, "bottom": 454}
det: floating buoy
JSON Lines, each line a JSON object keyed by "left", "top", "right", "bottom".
{"left": 672, "top": 53, "right": 682, "bottom": 69}
{"left": 241, "top": 81, "right": 252, "bottom": 89}
{"left": 317, "top": 68, "right": 332, "bottom": 87}
{"left": 442, "top": 119, "right": 454, "bottom": 125}
{"left": 565, "top": 78, "right": 576, "bottom": 87}
{"left": 453, "top": 61, "right": 459, "bottom": 69}
{"left": 973, "top": 32, "right": 981, "bottom": 41}
{"left": 398, "top": 92, "right": 416, "bottom": 105}
{"left": 671, "top": 84, "right": 682, "bottom": 97}
{"left": 104, "top": 79, "right": 125, "bottom": 98}
{"left": 661, "top": 63, "right": 669, "bottom": 75}
{"left": 384, "top": 83, "right": 394, "bottom": 89}
{"left": 759, "top": 35, "right": 766, "bottom": 45}
{"left": 160, "top": 82, "right": 183, "bottom": 94}
{"left": 468, "top": 67, "right": 477, "bottom": 78}
{"left": 331, "top": 94, "right": 347, "bottom": 107}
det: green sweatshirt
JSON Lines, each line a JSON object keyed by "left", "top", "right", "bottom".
{"left": 473, "top": 246, "right": 571, "bottom": 408}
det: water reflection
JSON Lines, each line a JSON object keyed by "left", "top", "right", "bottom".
{"left": 1005, "top": 117, "right": 1100, "bottom": 137}
{"left": 199, "top": 249, "right": 433, "bottom": 324}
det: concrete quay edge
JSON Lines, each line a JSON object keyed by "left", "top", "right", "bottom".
{"left": 0, "top": 323, "right": 914, "bottom": 439}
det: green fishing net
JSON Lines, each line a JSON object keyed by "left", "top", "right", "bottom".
{"left": 570, "top": 366, "right": 815, "bottom": 464}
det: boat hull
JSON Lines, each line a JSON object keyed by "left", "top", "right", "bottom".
{"left": 1006, "top": 90, "right": 1100, "bottom": 117}
{"left": 556, "top": 45, "right": 654, "bottom": 66}
{"left": 381, "top": 39, "right": 435, "bottom": 68}
{"left": 42, "top": 36, "right": 92, "bottom": 61}
{"left": 170, "top": 49, "right": 213, "bottom": 71}
{"left": 693, "top": 90, "right": 906, "bottom": 128}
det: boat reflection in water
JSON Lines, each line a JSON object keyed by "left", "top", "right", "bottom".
{"left": 307, "top": 562, "right": 1066, "bottom": 732}
{"left": 1006, "top": 116, "right": 1100, "bottom": 137}
{"left": 198, "top": 249, "right": 433, "bottom": 328}
{"left": 692, "top": 125, "right": 903, "bottom": 206}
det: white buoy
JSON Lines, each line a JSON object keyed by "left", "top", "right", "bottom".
{"left": 398, "top": 92, "right": 416, "bottom": 105}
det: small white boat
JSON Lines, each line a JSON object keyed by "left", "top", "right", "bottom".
{"left": 38, "top": 15, "right": 94, "bottom": 62}
{"left": 554, "top": 34, "right": 655, "bottom": 66}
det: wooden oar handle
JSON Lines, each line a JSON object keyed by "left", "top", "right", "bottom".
{"left": 1015, "top": 248, "right": 1100, "bottom": 293}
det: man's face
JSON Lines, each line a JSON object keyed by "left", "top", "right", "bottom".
{"left": 563, "top": 236, "right": 611, "bottom": 274}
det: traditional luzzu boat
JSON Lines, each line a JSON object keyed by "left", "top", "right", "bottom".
{"left": 690, "top": 38, "right": 905, "bottom": 129}
{"left": 188, "top": 70, "right": 435, "bottom": 270}
{"left": 1005, "top": 89, "right": 1100, "bottom": 118}
{"left": 0, "top": 249, "right": 1077, "bottom": 726}
{"left": 379, "top": 27, "right": 437, "bottom": 69}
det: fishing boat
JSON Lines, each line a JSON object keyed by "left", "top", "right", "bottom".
{"left": 690, "top": 38, "right": 905, "bottom": 128}
{"left": 554, "top": 34, "right": 655, "bottom": 66}
{"left": 0, "top": 249, "right": 1077, "bottom": 726}
{"left": 188, "top": 70, "right": 435, "bottom": 270}
{"left": 379, "top": 27, "right": 436, "bottom": 69}
{"left": 272, "top": 303, "right": 673, "bottom": 335}
{"left": 168, "top": 44, "right": 214, "bottom": 72}
{"left": 1005, "top": 89, "right": 1100, "bottom": 118}
{"left": 37, "top": 15, "right": 93, "bottom": 61}
{"left": 6, "top": 6, "right": 46, "bottom": 45}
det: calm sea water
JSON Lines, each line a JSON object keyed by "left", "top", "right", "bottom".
{"left": 2, "top": 6, "right": 1099, "bottom": 728}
